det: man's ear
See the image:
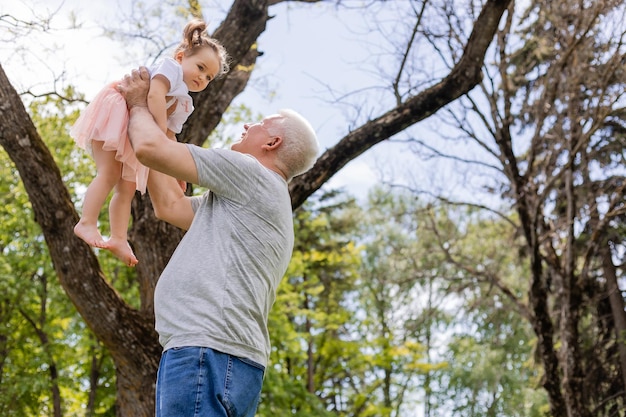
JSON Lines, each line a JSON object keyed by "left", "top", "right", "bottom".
{"left": 264, "top": 136, "right": 283, "bottom": 150}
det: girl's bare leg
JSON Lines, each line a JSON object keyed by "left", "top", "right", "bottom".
{"left": 104, "top": 177, "right": 138, "bottom": 266}
{"left": 74, "top": 141, "right": 120, "bottom": 248}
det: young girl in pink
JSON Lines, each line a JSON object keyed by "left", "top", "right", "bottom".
{"left": 71, "top": 19, "right": 229, "bottom": 266}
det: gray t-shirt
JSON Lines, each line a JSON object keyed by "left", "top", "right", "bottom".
{"left": 153, "top": 146, "right": 294, "bottom": 367}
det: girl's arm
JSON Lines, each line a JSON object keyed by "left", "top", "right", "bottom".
{"left": 147, "top": 74, "right": 170, "bottom": 133}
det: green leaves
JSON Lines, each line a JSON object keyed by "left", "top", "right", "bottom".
{"left": 0, "top": 91, "right": 117, "bottom": 416}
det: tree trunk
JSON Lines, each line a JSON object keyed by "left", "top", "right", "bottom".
{"left": 601, "top": 243, "right": 626, "bottom": 393}
{"left": 528, "top": 252, "right": 566, "bottom": 416}
{"left": 493, "top": 100, "right": 567, "bottom": 415}
{"left": 559, "top": 167, "right": 589, "bottom": 417}
{"left": 18, "top": 273, "right": 65, "bottom": 417}
{"left": 86, "top": 346, "right": 101, "bottom": 417}
{"left": 304, "top": 293, "right": 315, "bottom": 393}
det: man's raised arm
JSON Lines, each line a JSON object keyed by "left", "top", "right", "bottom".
{"left": 117, "top": 67, "right": 196, "bottom": 230}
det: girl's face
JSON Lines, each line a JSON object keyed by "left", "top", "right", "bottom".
{"left": 176, "top": 48, "right": 220, "bottom": 92}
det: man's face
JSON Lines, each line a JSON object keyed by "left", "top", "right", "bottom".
{"left": 231, "top": 115, "right": 282, "bottom": 155}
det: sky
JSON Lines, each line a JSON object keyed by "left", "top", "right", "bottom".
{"left": 1, "top": 0, "right": 432, "bottom": 200}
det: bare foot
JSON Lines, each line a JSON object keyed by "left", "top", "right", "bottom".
{"left": 104, "top": 237, "right": 139, "bottom": 267}
{"left": 74, "top": 222, "right": 107, "bottom": 248}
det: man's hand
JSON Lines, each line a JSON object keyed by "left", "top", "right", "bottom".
{"left": 117, "top": 67, "right": 150, "bottom": 109}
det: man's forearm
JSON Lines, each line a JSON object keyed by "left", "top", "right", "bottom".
{"left": 127, "top": 104, "right": 194, "bottom": 230}
{"left": 127, "top": 106, "right": 167, "bottom": 166}
{"left": 146, "top": 168, "right": 192, "bottom": 230}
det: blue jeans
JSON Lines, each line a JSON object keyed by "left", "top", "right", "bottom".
{"left": 155, "top": 347, "right": 265, "bottom": 417}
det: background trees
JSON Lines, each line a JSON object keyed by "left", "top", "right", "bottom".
{"left": 402, "top": 0, "right": 626, "bottom": 415}
{"left": 1, "top": 0, "right": 625, "bottom": 416}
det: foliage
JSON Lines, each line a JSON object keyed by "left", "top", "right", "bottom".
{"left": 2, "top": 0, "right": 625, "bottom": 416}
{"left": 410, "top": 0, "right": 626, "bottom": 414}
{"left": 426, "top": 210, "right": 548, "bottom": 416}
{"left": 0, "top": 92, "right": 118, "bottom": 416}
{"left": 261, "top": 191, "right": 363, "bottom": 416}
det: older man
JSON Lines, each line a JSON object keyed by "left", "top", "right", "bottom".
{"left": 118, "top": 67, "right": 319, "bottom": 417}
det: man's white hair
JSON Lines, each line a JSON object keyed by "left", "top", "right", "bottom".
{"left": 268, "top": 109, "right": 319, "bottom": 181}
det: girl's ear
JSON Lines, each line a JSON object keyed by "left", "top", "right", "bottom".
{"left": 175, "top": 51, "right": 184, "bottom": 63}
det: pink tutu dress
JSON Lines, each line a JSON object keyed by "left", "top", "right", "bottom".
{"left": 70, "top": 58, "right": 193, "bottom": 194}
{"left": 70, "top": 82, "right": 149, "bottom": 193}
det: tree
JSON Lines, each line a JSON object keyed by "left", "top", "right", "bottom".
{"left": 260, "top": 192, "right": 362, "bottom": 416}
{"left": 0, "top": 0, "right": 512, "bottom": 415}
{"left": 489, "top": 2, "right": 625, "bottom": 414}
{"left": 355, "top": 188, "right": 452, "bottom": 417}
{"left": 0, "top": 95, "right": 119, "bottom": 416}
{"left": 423, "top": 207, "right": 549, "bottom": 416}
{"left": 404, "top": 0, "right": 626, "bottom": 414}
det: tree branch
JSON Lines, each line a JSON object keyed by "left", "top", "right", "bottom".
{"left": 289, "top": 0, "right": 513, "bottom": 208}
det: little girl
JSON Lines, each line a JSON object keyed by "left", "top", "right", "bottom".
{"left": 70, "top": 19, "right": 229, "bottom": 266}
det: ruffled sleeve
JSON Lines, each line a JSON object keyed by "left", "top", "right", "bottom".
{"left": 149, "top": 58, "right": 194, "bottom": 133}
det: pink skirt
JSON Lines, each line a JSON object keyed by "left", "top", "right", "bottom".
{"left": 70, "top": 82, "right": 149, "bottom": 194}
